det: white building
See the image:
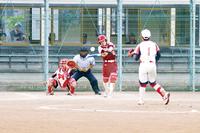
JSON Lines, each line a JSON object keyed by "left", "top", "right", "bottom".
{"left": 0, "top": 0, "right": 199, "bottom": 47}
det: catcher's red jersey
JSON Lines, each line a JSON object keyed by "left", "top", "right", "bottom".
{"left": 53, "top": 68, "right": 72, "bottom": 89}
{"left": 98, "top": 42, "right": 116, "bottom": 61}
{"left": 47, "top": 59, "right": 77, "bottom": 95}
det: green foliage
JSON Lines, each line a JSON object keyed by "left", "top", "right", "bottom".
{"left": 4, "top": 15, "right": 25, "bottom": 30}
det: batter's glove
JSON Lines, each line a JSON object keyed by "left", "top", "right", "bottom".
{"left": 128, "top": 48, "right": 134, "bottom": 57}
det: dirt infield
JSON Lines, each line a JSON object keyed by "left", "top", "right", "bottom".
{"left": 0, "top": 91, "right": 200, "bottom": 133}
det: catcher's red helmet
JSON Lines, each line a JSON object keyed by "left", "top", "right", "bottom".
{"left": 98, "top": 35, "right": 107, "bottom": 43}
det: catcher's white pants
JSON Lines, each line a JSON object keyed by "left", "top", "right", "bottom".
{"left": 139, "top": 63, "right": 157, "bottom": 83}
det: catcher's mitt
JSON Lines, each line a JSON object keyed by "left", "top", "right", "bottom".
{"left": 67, "top": 60, "right": 77, "bottom": 68}
{"left": 128, "top": 48, "right": 134, "bottom": 57}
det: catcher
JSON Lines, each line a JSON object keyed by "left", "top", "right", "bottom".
{"left": 128, "top": 29, "right": 170, "bottom": 105}
{"left": 47, "top": 58, "right": 77, "bottom": 95}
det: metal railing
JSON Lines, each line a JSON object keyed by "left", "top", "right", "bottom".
{"left": 0, "top": 53, "right": 196, "bottom": 73}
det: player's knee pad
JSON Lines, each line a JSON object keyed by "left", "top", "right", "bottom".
{"left": 149, "top": 81, "right": 157, "bottom": 88}
{"left": 150, "top": 82, "right": 160, "bottom": 90}
{"left": 103, "top": 77, "right": 109, "bottom": 83}
{"left": 109, "top": 72, "right": 117, "bottom": 83}
{"left": 139, "top": 81, "right": 148, "bottom": 88}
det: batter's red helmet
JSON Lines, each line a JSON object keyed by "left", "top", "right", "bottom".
{"left": 98, "top": 35, "right": 107, "bottom": 43}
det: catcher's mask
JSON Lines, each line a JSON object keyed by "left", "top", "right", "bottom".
{"left": 79, "top": 47, "right": 89, "bottom": 58}
{"left": 59, "top": 58, "right": 68, "bottom": 71}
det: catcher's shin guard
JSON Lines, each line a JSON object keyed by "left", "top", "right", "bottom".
{"left": 69, "top": 86, "right": 75, "bottom": 94}
{"left": 47, "top": 86, "right": 54, "bottom": 95}
{"left": 68, "top": 78, "right": 77, "bottom": 95}
{"left": 47, "top": 78, "right": 57, "bottom": 95}
{"left": 66, "top": 85, "right": 75, "bottom": 95}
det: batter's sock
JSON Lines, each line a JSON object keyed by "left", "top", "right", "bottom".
{"left": 151, "top": 83, "right": 166, "bottom": 97}
{"left": 109, "top": 83, "right": 115, "bottom": 96}
{"left": 139, "top": 87, "right": 145, "bottom": 102}
{"left": 103, "top": 82, "right": 109, "bottom": 96}
{"left": 156, "top": 87, "right": 165, "bottom": 97}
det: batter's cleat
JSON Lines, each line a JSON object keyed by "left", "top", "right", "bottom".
{"left": 137, "top": 100, "right": 144, "bottom": 105}
{"left": 163, "top": 92, "right": 170, "bottom": 105}
{"left": 103, "top": 92, "right": 108, "bottom": 98}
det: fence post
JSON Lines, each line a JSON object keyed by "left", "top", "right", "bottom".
{"left": 9, "top": 55, "right": 11, "bottom": 69}
{"left": 25, "top": 56, "right": 28, "bottom": 69}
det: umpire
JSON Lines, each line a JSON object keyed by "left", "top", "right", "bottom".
{"left": 72, "top": 47, "right": 101, "bottom": 95}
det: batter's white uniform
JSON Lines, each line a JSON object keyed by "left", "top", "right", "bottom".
{"left": 133, "top": 40, "right": 160, "bottom": 83}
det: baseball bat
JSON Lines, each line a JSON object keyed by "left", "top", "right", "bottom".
{"left": 87, "top": 53, "right": 101, "bottom": 58}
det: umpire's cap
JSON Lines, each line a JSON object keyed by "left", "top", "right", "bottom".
{"left": 79, "top": 46, "right": 89, "bottom": 52}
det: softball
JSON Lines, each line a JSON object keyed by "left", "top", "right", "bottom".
{"left": 90, "top": 47, "right": 95, "bottom": 52}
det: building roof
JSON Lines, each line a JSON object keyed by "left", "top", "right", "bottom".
{"left": 0, "top": 0, "right": 199, "bottom": 7}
